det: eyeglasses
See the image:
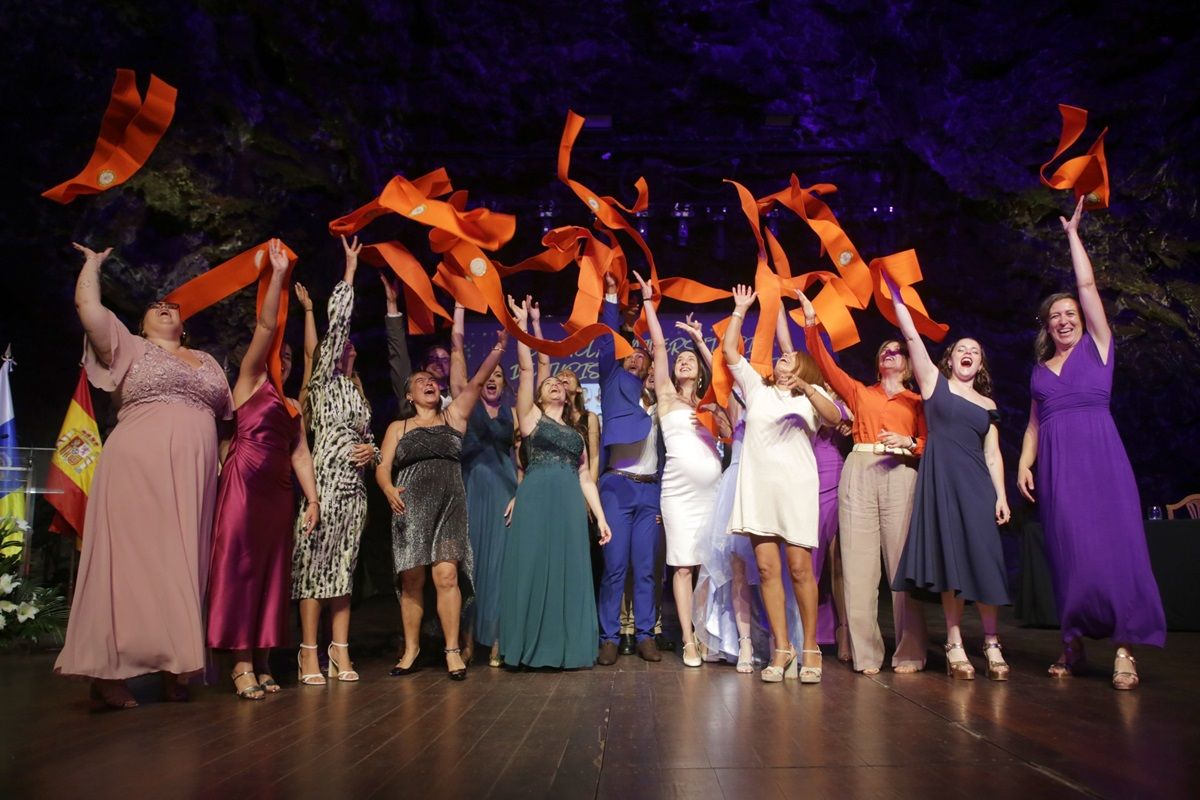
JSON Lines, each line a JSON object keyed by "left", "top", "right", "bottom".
{"left": 147, "top": 301, "right": 181, "bottom": 312}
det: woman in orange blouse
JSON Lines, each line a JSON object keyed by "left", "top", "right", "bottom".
{"left": 798, "top": 290, "right": 929, "bottom": 675}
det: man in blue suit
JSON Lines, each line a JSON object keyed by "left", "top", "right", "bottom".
{"left": 595, "top": 273, "right": 663, "bottom": 665}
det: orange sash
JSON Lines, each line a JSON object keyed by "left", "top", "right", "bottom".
{"left": 43, "top": 70, "right": 177, "bottom": 204}
{"left": 1039, "top": 104, "right": 1110, "bottom": 209}
{"left": 163, "top": 241, "right": 298, "bottom": 415}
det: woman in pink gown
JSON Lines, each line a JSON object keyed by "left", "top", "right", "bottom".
{"left": 206, "top": 240, "right": 320, "bottom": 700}
{"left": 55, "top": 243, "right": 232, "bottom": 710}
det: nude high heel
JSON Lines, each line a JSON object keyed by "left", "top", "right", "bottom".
{"left": 761, "top": 647, "right": 797, "bottom": 683}
{"left": 327, "top": 642, "right": 360, "bottom": 682}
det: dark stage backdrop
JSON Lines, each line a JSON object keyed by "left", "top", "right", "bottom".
{"left": 1, "top": 1, "right": 1198, "bottom": 513}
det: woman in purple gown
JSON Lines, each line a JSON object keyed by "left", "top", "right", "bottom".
{"left": 1017, "top": 198, "right": 1166, "bottom": 690}
{"left": 207, "top": 240, "right": 320, "bottom": 700}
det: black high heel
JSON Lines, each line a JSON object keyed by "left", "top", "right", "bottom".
{"left": 445, "top": 647, "right": 467, "bottom": 681}
{"left": 390, "top": 647, "right": 423, "bottom": 676}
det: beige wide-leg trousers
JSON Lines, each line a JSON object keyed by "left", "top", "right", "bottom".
{"left": 838, "top": 451, "right": 928, "bottom": 672}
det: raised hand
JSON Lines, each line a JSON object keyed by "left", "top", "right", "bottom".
{"left": 494, "top": 327, "right": 510, "bottom": 350}
{"left": 528, "top": 298, "right": 541, "bottom": 323}
{"left": 380, "top": 272, "right": 400, "bottom": 306}
{"left": 731, "top": 283, "right": 757, "bottom": 312}
{"left": 72, "top": 242, "right": 112, "bottom": 269}
{"left": 340, "top": 234, "right": 363, "bottom": 270}
{"left": 267, "top": 238, "right": 289, "bottom": 275}
{"left": 795, "top": 288, "right": 817, "bottom": 325}
{"left": 604, "top": 271, "right": 617, "bottom": 294}
{"left": 631, "top": 269, "right": 653, "bottom": 301}
{"left": 675, "top": 313, "right": 703, "bottom": 340}
{"left": 1060, "top": 195, "right": 1085, "bottom": 236}
{"left": 699, "top": 402, "right": 733, "bottom": 439}
{"left": 506, "top": 294, "right": 529, "bottom": 329}
{"left": 294, "top": 282, "right": 313, "bottom": 312}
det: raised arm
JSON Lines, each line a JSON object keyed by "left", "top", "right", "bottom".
{"left": 450, "top": 302, "right": 469, "bottom": 399}
{"left": 598, "top": 273, "right": 621, "bottom": 385}
{"left": 234, "top": 239, "right": 290, "bottom": 405}
{"left": 775, "top": 302, "right": 795, "bottom": 354}
{"left": 721, "top": 284, "right": 758, "bottom": 367}
{"left": 674, "top": 313, "right": 713, "bottom": 370}
{"left": 797, "top": 289, "right": 862, "bottom": 407}
{"left": 294, "top": 281, "right": 318, "bottom": 399}
{"left": 881, "top": 272, "right": 938, "bottom": 398}
{"left": 314, "top": 236, "right": 361, "bottom": 384}
{"left": 586, "top": 413, "right": 601, "bottom": 482}
{"left": 1061, "top": 197, "right": 1111, "bottom": 356}
{"left": 447, "top": 328, "right": 509, "bottom": 430}
{"left": 1017, "top": 400, "right": 1040, "bottom": 503}
{"left": 632, "top": 270, "right": 674, "bottom": 408}
{"left": 72, "top": 243, "right": 115, "bottom": 365}
{"left": 529, "top": 300, "right": 551, "bottom": 388}
{"left": 508, "top": 295, "right": 541, "bottom": 437}
{"left": 382, "top": 273, "right": 412, "bottom": 409}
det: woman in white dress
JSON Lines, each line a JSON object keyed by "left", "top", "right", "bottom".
{"left": 633, "top": 272, "right": 722, "bottom": 667}
{"left": 722, "top": 285, "right": 842, "bottom": 683}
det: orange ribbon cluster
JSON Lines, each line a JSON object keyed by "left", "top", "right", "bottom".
{"left": 43, "top": 69, "right": 177, "bottom": 204}
{"left": 163, "top": 241, "right": 299, "bottom": 415}
{"left": 698, "top": 176, "right": 949, "bottom": 412}
{"left": 1040, "top": 104, "right": 1109, "bottom": 210}
{"left": 324, "top": 113, "right": 642, "bottom": 359}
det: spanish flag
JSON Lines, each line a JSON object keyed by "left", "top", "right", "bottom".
{"left": 45, "top": 368, "right": 103, "bottom": 543}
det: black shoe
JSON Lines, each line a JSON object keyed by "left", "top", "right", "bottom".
{"left": 597, "top": 641, "right": 619, "bottom": 666}
{"left": 655, "top": 633, "right": 676, "bottom": 652}
{"left": 445, "top": 647, "right": 468, "bottom": 681}
{"left": 618, "top": 634, "right": 636, "bottom": 656}
{"left": 389, "top": 648, "right": 423, "bottom": 676}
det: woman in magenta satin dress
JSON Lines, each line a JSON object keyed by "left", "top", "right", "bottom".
{"left": 206, "top": 240, "right": 320, "bottom": 700}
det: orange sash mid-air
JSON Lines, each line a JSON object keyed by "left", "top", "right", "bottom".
{"left": 43, "top": 70, "right": 177, "bottom": 204}
{"left": 163, "top": 241, "right": 298, "bottom": 414}
{"left": 1040, "top": 104, "right": 1109, "bottom": 210}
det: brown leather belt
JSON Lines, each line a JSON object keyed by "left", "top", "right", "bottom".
{"left": 608, "top": 469, "right": 659, "bottom": 484}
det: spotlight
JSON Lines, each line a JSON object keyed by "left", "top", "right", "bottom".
{"left": 635, "top": 210, "right": 649, "bottom": 239}
{"left": 673, "top": 203, "right": 692, "bottom": 247}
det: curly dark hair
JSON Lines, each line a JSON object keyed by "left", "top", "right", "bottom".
{"left": 938, "top": 338, "right": 993, "bottom": 398}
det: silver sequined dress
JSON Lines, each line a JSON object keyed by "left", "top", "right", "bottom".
{"left": 389, "top": 422, "right": 474, "bottom": 586}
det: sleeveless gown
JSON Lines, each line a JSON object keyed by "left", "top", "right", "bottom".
{"left": 390, "top": 423, "right": 473, "bottom": 583}
{"left": 462, "top": 404, "right": 517, "bottom": 645}
{"left": 207, "top": 380, "right": 301, "bottom": 649}
{"left": 660, "top": 408, "right": 722, "bottom": 566}
{"left": 1031, "top": 335, "right": 1164, "bottom": 645}
{"left": 893, "top": 374, "right": 1010, "bottom": 606}
{"left": 499, "top": 416, "right": 598, "bottom": 668}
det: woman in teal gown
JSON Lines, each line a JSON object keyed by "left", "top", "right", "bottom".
{"left": 499, "top": 296, "right": 612, "bottom": 668}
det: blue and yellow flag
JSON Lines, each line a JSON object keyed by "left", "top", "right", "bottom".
{"left": 0, "top": 348, "right": 26, "bottom": 555}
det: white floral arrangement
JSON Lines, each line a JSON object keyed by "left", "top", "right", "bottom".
{"left": 0, "top": 517, "right": 67, "bottom": 648}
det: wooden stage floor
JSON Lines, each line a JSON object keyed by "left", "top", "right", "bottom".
{"left": 3, "top": 599, "right": 1197, "bottom": 800}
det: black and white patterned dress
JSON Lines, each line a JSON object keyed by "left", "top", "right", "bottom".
{"left": 291, "top": 281, "right": 374, "bottom": 600}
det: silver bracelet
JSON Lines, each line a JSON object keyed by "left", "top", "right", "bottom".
{"left": 731, "top": 311, "right": 744, "bottom": 319}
